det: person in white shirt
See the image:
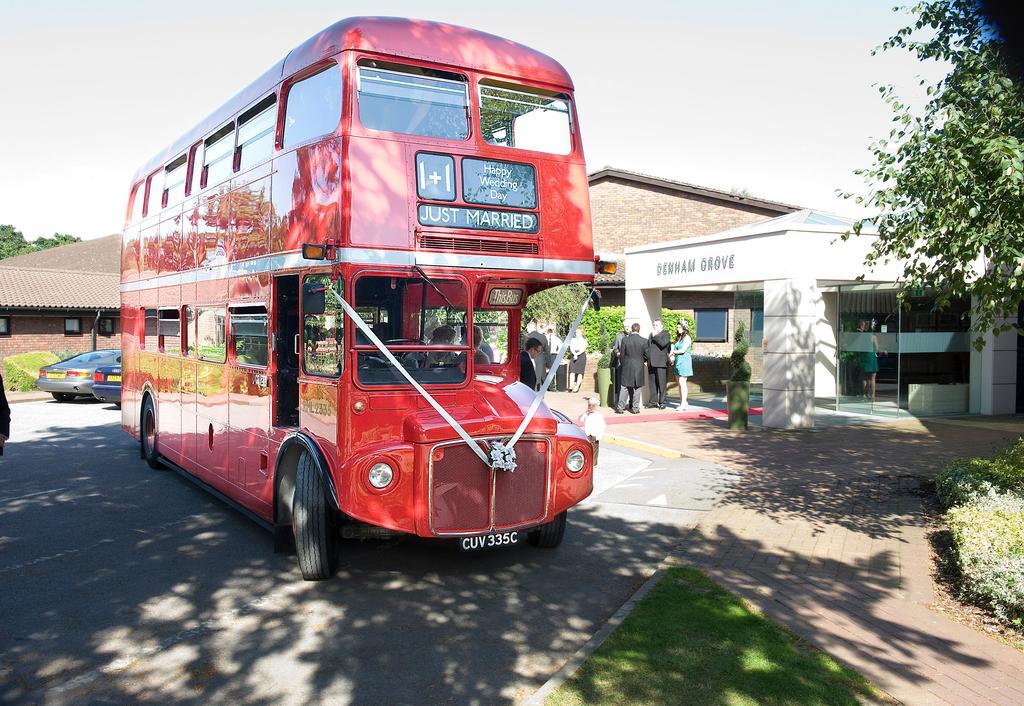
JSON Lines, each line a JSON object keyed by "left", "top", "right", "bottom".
{"left": 568, "top": 329, "right": 588, "bottom": 393}
{"left": 545, "top": 323, "right": 563, "bottom": 381}
{"left": 577, "top": 396, "right": 606, "bottom": 467}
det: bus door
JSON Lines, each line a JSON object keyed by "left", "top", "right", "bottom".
{"left": 273, "top": 275, "right": 300, "bottom": 427}
{"left": 298, "top": 273, "right": 344, "bottom": 460}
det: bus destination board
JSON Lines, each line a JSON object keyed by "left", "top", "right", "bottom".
{"left": 462, "top": 158, "right": 537, "bottom": 209}
{"left": 417, "top": 204, "right": 539, "bottom": 234}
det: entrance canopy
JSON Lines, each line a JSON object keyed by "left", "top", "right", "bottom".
{"left": 624, "top": 210, "right": 899, "bottom": 292}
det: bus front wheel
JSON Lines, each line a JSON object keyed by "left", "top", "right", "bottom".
{"left": 140, "top": 397, "right": 163, "bottom": 470}
{"left": 528, "top": 511, "right": 567, "bottom": 548}
{"left": 292, "top": 451, "right": 339, "bottom": 580}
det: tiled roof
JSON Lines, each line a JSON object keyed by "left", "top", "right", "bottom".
{"left": 0, "top": 266, "right": 120, "bottom": 310}
{"left": 588, "top": 167, "right": 801, "bottom": 214}
{"left": 0, "top": 234, "right": 121, "bottom": 274}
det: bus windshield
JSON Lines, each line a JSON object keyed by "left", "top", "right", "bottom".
{"left": 479, "top": 82, "right": 572, "bottom": 155}
{"left": 353, "top": 274, "right": 470, "bottom": 386}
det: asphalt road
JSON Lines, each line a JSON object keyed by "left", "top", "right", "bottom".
{"left": 0, "top": 398, "right": 736, "bottom": 705}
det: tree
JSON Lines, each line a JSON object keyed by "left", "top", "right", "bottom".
{"left": 522, "top": 284, "right": 588, "bottom": 335}
{"left": 845, "top": 0, "right": 1024, "bottom": 341}
{"left": 0, "top": 226, "right": 80, "bottom": 260}
{"left": 0, "top": 224, "right": 32, "bottom": 259}
{"left": 32, "top": 233, "right": 80, "bottom": 251}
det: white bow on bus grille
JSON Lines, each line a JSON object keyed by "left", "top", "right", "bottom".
{"left": 326, "top": 287, "right": 492, "bottom": 467}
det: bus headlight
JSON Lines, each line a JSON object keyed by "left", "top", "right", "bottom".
{"left": 368, "top": 462, "right": 395, "bottom": 489}
{"left": 565, "top": 449, "right": 586, "bottom": 474}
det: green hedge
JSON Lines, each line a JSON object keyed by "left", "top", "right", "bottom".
{"left": 936, "top": 436, "right": 1024, "bottom": 627}
{"left": 3, "top": 351, "right": 59, "bottom": 391}
{"left": 947, "top": 492, "right": 1024, "bottom": 624}
{"left": 936, "top": 438, "right": 1024, "bottom": 508}
{"left": 580, "top": 307, "right": 696, "bottom": 354}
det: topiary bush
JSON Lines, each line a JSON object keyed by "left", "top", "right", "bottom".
{"left": 3, "top": 351, "right": 59, "bottom": 391}
{"left": 947, "top": 492, "right": 1024, "bottom": 625}
{"left": 729, "top": 321, "right": 752, "bottom": 383}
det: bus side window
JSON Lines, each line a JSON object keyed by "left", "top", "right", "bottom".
{"left": 144, "top": 170, "right": 163, "bottom": 218}
{"left": 204, "top": 124, "right": 235, "bottom": 189}
{"left": 472, "top": 309, "right": 510, "bottom": 364}
{"left": 143, "top": 309, "right": 159, "bottom": 350}
{"left": 163, "top": 154, "right": 188, "bottom": 209}
{"left": 158, "top": 309, "right": 181, "bottom": 355}
{"left": 282, "top": 64, "right": 342, "bottom": 150}
{"left": 230, "top": 305, "right": 269, "bottom": 367}
{"left": 236, "top": 95, "right": 276, "bottom": 171}
{"left": 183, "top": 306, "right": 195, "bottom": 357}
{"left": 302, "top": 274, "right": 344, "bottom": 377}
{"left": 196, "top": 307, "right": 227, "bottom": 363}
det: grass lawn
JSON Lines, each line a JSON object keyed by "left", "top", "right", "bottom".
{"left": 548, "top": 568, "right": 886, "bottom": 706}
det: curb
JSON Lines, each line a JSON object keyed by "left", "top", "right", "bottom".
{"left": 603, "top": 433, "right": 686, "bottom": 459}
{"left": 523, "top": 568, "right": 667, "bottom": 706}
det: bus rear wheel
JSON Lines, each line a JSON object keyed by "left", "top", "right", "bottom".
{"left": 140, "top": 397, "right": 163, "bottom": 470}
{"left": 293, "top": 452, "right": 339, "bottom": 580}
{"left": 528, "top": 511, "right": 567, "bottom": 548}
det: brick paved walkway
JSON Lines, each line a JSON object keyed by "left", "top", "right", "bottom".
{"left": 617, "top": 417, "right": 1024, "bottom": 705}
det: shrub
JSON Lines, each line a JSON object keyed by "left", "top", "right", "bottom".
{"left": 947, "top": 492, "right": 1024, "bottom": 625}
{"left": 935, "top": 438, "right": 1024, "bottom": 508}
{"left": 3, "top": 351, "right": 59, "bottom": 391}
{"left": 729, "top": 321, "right": 752, "bottom": 383}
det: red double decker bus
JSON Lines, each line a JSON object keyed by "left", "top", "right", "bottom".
{"left": 120, "top": 17, "right": 600, "bottom": 579}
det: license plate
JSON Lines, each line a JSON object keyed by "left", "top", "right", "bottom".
{"left": 47, "top": 371, "right": 66, "bottom": 379}
{"left": 459, "top": 531, "right": 519, "bottom": 551}
{"left": 107, "top": 375, "right": 121, "bottom": 383}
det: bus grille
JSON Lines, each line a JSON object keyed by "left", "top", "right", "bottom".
{"left": 430, "top": 439, "right": 548, "bottom": 534}
{"left": 419, "top": 234, "right": 539, "bottom": 256}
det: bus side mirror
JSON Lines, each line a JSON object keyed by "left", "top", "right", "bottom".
{"left": 302, "top": 282, "right": 327, "bottom": 315}
{"left": 590, "top": 289, "right": 602, "bottom": 312}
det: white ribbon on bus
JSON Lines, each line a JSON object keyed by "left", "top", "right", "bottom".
{"left": 325, "top": 284, "right": 596, "bottom": 472}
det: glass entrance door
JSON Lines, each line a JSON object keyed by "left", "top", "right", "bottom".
{"left": 837, "top": 285, "right": 900, "bottom": 416}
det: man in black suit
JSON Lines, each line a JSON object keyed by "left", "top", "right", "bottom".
{"left": 646, "top": 319, "right": 671, "bottom": 409}
{"left": 524, "top": 320, "right": 548, "bottom": 391}
{"left": 611, "top": 321, "right": 629, "bottom": 402}
{"left": 519, "top": 338, "right": 544, "bottom": 389}
{"left": 615, "top": 323, "right": 647, "bottom": 414}
{"left": 0, "top": 373, "right": 10, "bottom": 455}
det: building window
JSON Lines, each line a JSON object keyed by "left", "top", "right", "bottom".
{"left": 283, "top": 64, "right": 342, "bottom": 150}
{"left": 749, "top": 309, "right": 764, "bottom": 348}
{"left": 64, "top": 317, "right": 82, "bottom": 336}
{"left": 0, "top": 316, "right": 9, "bottom": 336}
{"left": 695, "top": 309, "right": 728, "bottom": 342}
{"left": 99, "top": 318, "right": 116, "bottom": 336}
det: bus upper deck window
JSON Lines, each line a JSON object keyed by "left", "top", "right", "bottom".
{"left": 163, "top": 155, "right": 188, "bottom": 209}
{"left": 479, "top": 82, "right": 572, "bottom": 155}
{"left": 357, "top": 61, "right": 469, "bottom": 140}
{"left": 283, "top": 65, "right": 342, "bottom": 150}
{"left": 237, "top": 95, "right": 277, "bottom": 171}
{"left": 204, "top": 124, "right": 235, "bottom": 189}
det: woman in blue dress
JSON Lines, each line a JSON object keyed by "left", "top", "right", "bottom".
{"left": 671, "top": 322, "right": 694, "bottom": 410}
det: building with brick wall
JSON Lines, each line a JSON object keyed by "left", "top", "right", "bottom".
{"left": 585, "top": 167, "right": 799, "bottom": 379}
{"left": 0, "top": 235, "right": 121, "bottom": 362}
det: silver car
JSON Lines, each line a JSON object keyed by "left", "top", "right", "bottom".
{"left": 36, "top": 349, "right": 122, "bottom": 402}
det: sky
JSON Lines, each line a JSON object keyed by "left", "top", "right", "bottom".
{"left": 0, "top": 0, "right": 946, "bottom": 241}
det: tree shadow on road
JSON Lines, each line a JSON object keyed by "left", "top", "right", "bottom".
{"left": 1, "top": 419, "right": 686, "bottom": 705}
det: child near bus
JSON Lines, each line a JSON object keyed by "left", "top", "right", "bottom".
{"left": 577, "top": 396, "right": 606, "bottom": 467}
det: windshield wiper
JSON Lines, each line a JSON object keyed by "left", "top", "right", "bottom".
{"left": 414, "top": 266, "right": 466, "bottom": 324}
